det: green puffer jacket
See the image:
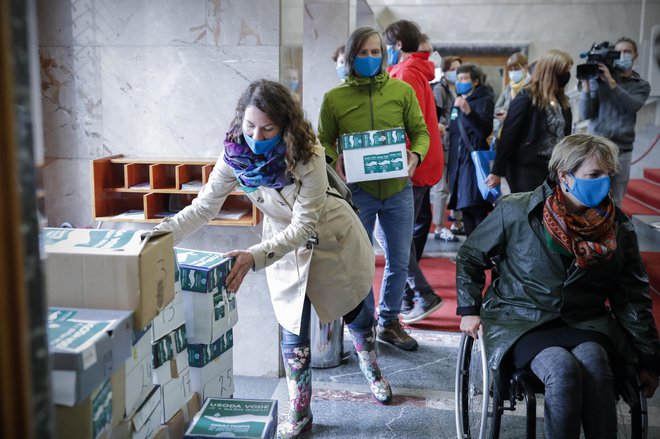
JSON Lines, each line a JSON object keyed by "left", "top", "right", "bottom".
{"left": 456, "top": 182, "right": 660, "bottom": 378}
{"left": 318, "top": 71, "right": 430, "bottom": 200}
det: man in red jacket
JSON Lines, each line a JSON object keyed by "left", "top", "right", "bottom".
{"left": 384, "top": 20, "right": 444, "bottom": 323}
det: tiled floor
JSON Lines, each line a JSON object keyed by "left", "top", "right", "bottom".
{"left": 233, "top": 219, "right": 660, "bottom": 438}
{"left": 233, "top": 328, "right": 660, "bottom": 439}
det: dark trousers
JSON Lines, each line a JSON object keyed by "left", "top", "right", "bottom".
{"left": 413, "top": 187, "right": 432, "bottom": 261}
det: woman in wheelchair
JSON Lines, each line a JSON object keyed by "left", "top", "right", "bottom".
{"left": 456, "top": 133, "right": 660, "bottom": 438}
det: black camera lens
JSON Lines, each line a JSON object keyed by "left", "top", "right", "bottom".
{"left": 576, "top": 63, "right": 600, "bottom": 80}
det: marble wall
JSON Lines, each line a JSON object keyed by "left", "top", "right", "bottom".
{"left": 37, "top": 0, "right": 283, "bottom": 377}
{"left": 36, "top": 0, "right": 660, "bottom": 377}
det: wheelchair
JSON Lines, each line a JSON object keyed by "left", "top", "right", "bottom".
{"left": 455, "top": 333, "right": 649, "bottom": 438}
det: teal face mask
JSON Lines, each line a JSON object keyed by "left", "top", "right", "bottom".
{"left": 387, "top": 46, "right": 400, "bottom": 65}
{"left": 242, "top": 130, "right": 282, "bottom": 155}
{"left": 455, "top": 81, "right": 473, "bottom": 95}
{"left": 564, "top": 174, "right": 611, "bottom": 208}
{"left": 354, "top": 56, "right": 382, "bottom": 77}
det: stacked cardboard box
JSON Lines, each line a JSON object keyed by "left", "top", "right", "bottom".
{"left": 175, "top": 248, "right": 237, "bottom": 402}
{"left": 48, "top": 307, "right": 133, "bottom": 439}
{"left": 44, "top": 230, "right": 247, "bottom": 439}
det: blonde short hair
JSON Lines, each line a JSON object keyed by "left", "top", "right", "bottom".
{"left": 548, "top": 133, "right": 620, "bottom": 184}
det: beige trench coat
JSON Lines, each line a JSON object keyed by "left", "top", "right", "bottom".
{"left": 155, "top": 144, "right": 375, "bottom": 335}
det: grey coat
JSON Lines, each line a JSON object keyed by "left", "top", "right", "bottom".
{"left": 456, "top": 183, "right": 660, "bottom": 376}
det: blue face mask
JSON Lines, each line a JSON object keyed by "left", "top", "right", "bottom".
{"left": 336, "top": 64, "right": 348, "bottom": 80}
{"left": 387, "top": 46, "right": 400, "bottom": 65}
{"left": 445, "top": 70, "right": 457, "bottom": 83}
{"left": 614, "top": 53, "right": 633, "bottom": 71}
{"left": 564, "top": 173, "right": 611, "bottom": 208}
{"left": 289, "top": 79, "right": 299, "bottom": 91}
{"left": 242, "top": 130, "right": 282, "bottom": 155}
{"left": 508, "top": 70, "right": 524, "bottom": 84}
{"left": 354, "top": 56, "right": 382, "bottom": 77}
{"left": 455, "top": 81, "right": 473, "bottom": 95}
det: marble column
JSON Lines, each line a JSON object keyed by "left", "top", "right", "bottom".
{"left": 302, "top": 0, "right": 353, "bottom": 130}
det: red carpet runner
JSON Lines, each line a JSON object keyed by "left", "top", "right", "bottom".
{"left": 373, "top": 255, "right": 462, "bottom": 332}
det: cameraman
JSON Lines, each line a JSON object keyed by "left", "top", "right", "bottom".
{"left": 579, "top": 37, "right": 650, "bottom": 205}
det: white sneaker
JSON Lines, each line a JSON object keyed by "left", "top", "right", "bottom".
{"left": 434, "top": 228, "right": 459, "bottom": 242}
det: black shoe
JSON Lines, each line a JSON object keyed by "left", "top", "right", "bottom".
{"left": 377, "top": 320, "right": 418, "bottom": 351}
{"left": 401, "top": 294, "right": 444, "bottom": 324}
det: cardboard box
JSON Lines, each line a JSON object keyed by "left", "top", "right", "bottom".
{"left": 175, "top": 248, "right": 237, "bottom": 344}
{"left": 187, "top": 329, "right": 233, "bottom": 368}
{"left": 175, "top": 248, "right": 233, "bottom": 294}
{"left": 174, "top": 250, "right": 182, "bottom": 294}
{"left": 49, "top": 307, "right": 133, "bottom": 406}
{"left": 185, "top": 398, "right": 277, "bottom": 439}
{"left": 125, "top": 328, "right": 156, "bottom": 417}
{"left": 189, "top": 348, "right": 234, "bottom": 401}
{"left": 161, "top": 367, "right": 193, "bottom": 423}
{"left": 151, "top": 292, "right": 185, "bottom": 343}
{"left": 131, "top": 387, "right": 163, "bottom": 439}
{"left": 154, "top": 393, "right": 201, "bottom": 439}
{"left": 151, "top": 426, "right": 170, "bottom": 439}
{"left": 340, "top": 128, "right": 408, "bottom": 183}
{"left": 56, "top": 367, "right": 126, "bottom": 439}
{"left": 152, "top": 325, "right": 188, "bottom": 386}
{"left": 44, "top": 228, "right": 175, "bottom": 329}
{"left": 111, "top": 386, "right": 162, "bottom": 439}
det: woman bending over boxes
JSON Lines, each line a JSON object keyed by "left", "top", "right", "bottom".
{"left": 154, "top": 79, "right": 391, "bottom": 439}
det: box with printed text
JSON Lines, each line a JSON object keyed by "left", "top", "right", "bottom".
{"left": 185, "top": 398, "right": 277, "bottom": 439}
{"left": 48, "top": 307, "right": 133, "bottom": 407}
{"left": 175, "top": 248, "right": 238, "bottom": 344}
{"left": 55, "top": 367, "right": 125, "bottom": 439}
{"left": 340, "top": 128, "right": 408, "bottom": 183}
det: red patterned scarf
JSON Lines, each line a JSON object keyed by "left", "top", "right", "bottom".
{"left": 542, "top": 185, "right": 617, "bottom": 269}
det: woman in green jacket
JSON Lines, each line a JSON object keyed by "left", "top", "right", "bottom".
{"left": 318, "top": 26, "right": 429, "bottom": 351}
{"left": 457, "top": 133, "right": 659, "bottom": 438}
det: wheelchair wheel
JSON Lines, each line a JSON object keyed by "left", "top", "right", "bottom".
{"left": 615, "top": 377, "right": 648, "bottom": 438}
{"left": 455, "top": 333, "right": 496, "bottom": 439}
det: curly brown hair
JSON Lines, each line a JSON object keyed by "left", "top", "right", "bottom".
{"left": 227, "top": 79, "right": 316, "bottom": 175}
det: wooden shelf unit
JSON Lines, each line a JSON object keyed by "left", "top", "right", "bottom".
{"left": 91, "top": 155, "right": 261, "bottom": 226}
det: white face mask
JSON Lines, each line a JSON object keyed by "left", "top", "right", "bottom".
{"left": 508, "top": 69, "right": 524, "bottom": 84}
{"left": 429, "top": 51, "right": 442, "bottom": 68}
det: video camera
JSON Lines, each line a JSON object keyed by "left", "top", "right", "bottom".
{"left": 576, "top": 41, "right": 621, "bottom": 80}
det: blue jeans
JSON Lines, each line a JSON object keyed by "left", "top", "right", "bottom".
{"left": 281, "top": 296, "right": 375, "bottom": 347}
{"left": 352, "top": 182, "right": 414, "bottom": 326}
{"left": 530, "top": 342, "right": 616, "bottom": 439}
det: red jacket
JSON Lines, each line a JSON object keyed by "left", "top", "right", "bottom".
{"left": 388, "top": 52, "right": 443, "bottom": 186}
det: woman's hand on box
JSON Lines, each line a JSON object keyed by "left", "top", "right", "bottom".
{"left": 224, "top": 250, "right": 255, "bottom": 294}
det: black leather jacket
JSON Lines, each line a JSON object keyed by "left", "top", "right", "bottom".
{"left": 457, "top": 182, "right": 660, "bottom": 376}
